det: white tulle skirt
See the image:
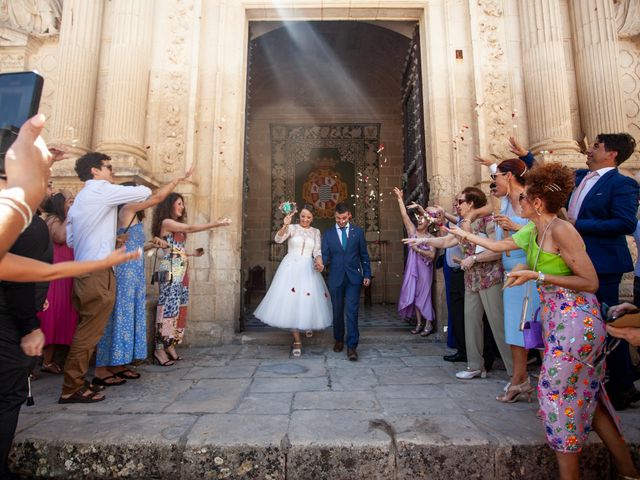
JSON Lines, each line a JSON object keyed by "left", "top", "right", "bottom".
{"left": 253, "top": 252, "right": 333, "bottom": 330}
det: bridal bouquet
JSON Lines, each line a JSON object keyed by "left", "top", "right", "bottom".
{"left": 278, "top": 201, "right": 297, "bottom": 215}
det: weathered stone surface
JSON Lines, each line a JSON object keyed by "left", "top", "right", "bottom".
{"left": 293, "top": 391, "right": 380, "bottom": 411}
{"left": 164, "top": 379, "right": 250, "bottom": 413}
{"left": 9, "top": 342, "right": 640, "bottom": 479}
{"left": 234, "top": 393, "right": 294, "bottom": 415}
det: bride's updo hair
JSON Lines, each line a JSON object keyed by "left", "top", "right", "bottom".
{"left": 300, "top": 203, "right": 315, "bottom": 215}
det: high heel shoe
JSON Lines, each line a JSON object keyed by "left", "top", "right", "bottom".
{"left": 496, "top": 379, "right": 535, "bottom": 403}
{"left": 291, "top": 342, "right": 302, "bottom": 357}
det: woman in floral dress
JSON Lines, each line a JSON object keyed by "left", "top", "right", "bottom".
{"left": 151, "top": 193, "right": 231, "bottom": 366}
{"left": 432, "top": 163, "right": 638, "bottom": 480}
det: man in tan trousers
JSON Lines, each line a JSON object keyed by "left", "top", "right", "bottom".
{"left": 59, "top": 153, "right": 150, "bottom": 403}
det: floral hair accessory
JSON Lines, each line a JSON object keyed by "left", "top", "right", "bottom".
{"left": 279, "top": 201, "right": 297, "bottom": 215}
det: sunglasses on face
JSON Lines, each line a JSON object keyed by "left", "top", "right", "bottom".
{"left": 490, "top": 172, "right": 507, "bottom": 181}
{"left": 456, "top": 199, "right": 467, "bottom": 205}
{"left": 518, "top": 193, "right": 529, "bottom": 202}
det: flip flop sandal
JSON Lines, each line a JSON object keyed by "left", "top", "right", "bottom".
{"left": 92, "top": 375, "right": 126, "bottom": 387}
{"left": 84, "top": 380, "right": 106, "bottom": 393}
{"left": 113, "top": 368, "right": 141, "bottom": 379}
{"left": 58, "top": 387, "right": 105, "bottom": 404}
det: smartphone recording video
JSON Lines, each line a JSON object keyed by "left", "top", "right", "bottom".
{"left": 0, "top": 71, "right": 44, "bottom": 176}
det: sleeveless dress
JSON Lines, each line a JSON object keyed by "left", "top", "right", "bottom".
{"left": 495, "top": 197, "right": 540, "bottom": 347}
{"left": 156, "top": 232, "right": 189, "bottom": 349}
{"left": 37, "top": 242, "right": 78, "bottom": 346}
{"left": 253, "top": 224, "right": 332, "bottom": 330}
{"left": 96, "top": 222, "right": 147, "bottom": 366}
{"left": 397, "top": 235, "right": 435, "bottom": 321}
{"left": 513, "top": 222, "right": 621, "bottom": 453}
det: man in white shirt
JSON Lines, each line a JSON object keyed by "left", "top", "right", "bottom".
{"left": 59, "top": 153, "right": 150, "bottom": 403}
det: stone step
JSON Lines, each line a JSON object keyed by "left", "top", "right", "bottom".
{"left": 11, "top": 343, "right": 640, "bottom": 480}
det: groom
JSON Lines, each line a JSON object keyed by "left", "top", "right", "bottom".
{"left": 318, "top": 203, "right": 371, "bottom": 361}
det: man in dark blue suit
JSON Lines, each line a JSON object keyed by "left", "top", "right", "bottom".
{"left": 319, "top": 203, "right": 371, "bottom": 361}
{"left": 567, "top": 132, "right": 638, "bottom": 409}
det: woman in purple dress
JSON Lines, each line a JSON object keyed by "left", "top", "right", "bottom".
{"left": 393, "top": 187, "right": 436, "bottom": 336}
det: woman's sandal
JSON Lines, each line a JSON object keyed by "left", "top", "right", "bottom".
{"left": 496, "top": 380, "right": 535, "bottom": 403}
{"left": 420, "top": 323, "right": 434, "bottom": 337}
{"left": 113, "top": 368, "right": 141, "bottom": 379}
{"left": 41, "top": 362, "right": 62, "bottom": 374}
{"left": 153, "top": 352, "right": 175, "bottom": 367}
{"left": 291, "top": 342, "right": 302, "bottom": 357}
{"left": 92, "top": 375, "right": 126, "bottom": 387}
{"left": 166, "top": 349, "right": 184, "bottom": 361}
{"left": 58, "top": 386, "right": 105, "bottom": 404}
{"left": 305, "top": 330, "right": 314, "bottom": 338}
{"left": 410, "top": 321, "right": 425, "bottom": 335}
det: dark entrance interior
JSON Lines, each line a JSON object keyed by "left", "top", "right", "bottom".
{"left": 240, "top": 21, "right": 428, "bottom": 331}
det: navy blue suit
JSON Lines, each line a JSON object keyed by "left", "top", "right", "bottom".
{"left": 322, "top": 224, "right": 371, "bottom": 349}
{"left": 573, "top": 168, "right": 639, "bottom": 396}
{"left": 574, "top": 168, "right": 638, "bottom": 277}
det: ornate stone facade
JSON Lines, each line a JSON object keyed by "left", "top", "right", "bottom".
{"left": 1, "top": 0, "right": 638, "bottom": 345}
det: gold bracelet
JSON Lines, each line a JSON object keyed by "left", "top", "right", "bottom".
{"left": 0, "top": 197, "right": 30, "bottom": 232}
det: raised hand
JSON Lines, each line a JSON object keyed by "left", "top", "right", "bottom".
{"left": 105, "top": 246, "right": 142, "bottom": 268}
{"left": 508, "top": 137, "right": 528, "bottom": 157}
{"left": 503, "top": 269, "right": 536, "bottom": 288}
{"left": 444, "top": 224, "right": 467, "bottom": 240}
{"left": 216, "top": 216, "right": 232, "bottom": 227}
{"left": 493, "top": 214, "right": 520, "bottom": 232}
{"left": 393, "top": 187, "right": 403, "bottom": 200}
{"left": 180, "top": 164, "right": 195, "bottom": 182}
{"left": 473, "top": 155, "right": 494, "bottom": 167}
{"left": 402, "top": 237, "right": 429, "bottom": 246}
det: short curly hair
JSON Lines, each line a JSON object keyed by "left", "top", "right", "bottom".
{"left": 461, "top": 186, "right": 487, "bottom": 209}
{"left": 524, "top": 163, "right": 575, "bottom": 214}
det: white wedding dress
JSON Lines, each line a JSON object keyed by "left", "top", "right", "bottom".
{"left": 253, "top": 224, "right": 332, "bottom": 330}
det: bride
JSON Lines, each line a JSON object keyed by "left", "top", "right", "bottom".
{"left": 253, "top": 203, "right": 332, "bottom": 356}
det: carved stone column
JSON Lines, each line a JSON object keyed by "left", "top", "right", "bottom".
{"left": 517, "top": 0, "right": 580, "bottom": 155}
{"left": 49, "top": 0, "right": 104, "bottom": 153}
{"left": 570, "top": 0, "right": 626, "bottom": 140}
{"left": 95, "top": 0, "right": 154, "bottom": 162}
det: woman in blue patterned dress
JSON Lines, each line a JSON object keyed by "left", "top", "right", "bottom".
{"left": 441, "top": 163, "right": 638, "bottom": 480}
{"left": 94, "top": 169, "right": 192, "bottom": 385}
{"left": 151, "top": 193, "right": 231, "bottom": 366}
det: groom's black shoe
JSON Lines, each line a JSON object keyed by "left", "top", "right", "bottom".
{"left": 443, "top": 351, "right": 467, "bottom": 363}
{"left": 347, "top": 348, "right": 358, "bottom": 361}
{"left": 333, "top": 341, "right": 344, "bottom": 353}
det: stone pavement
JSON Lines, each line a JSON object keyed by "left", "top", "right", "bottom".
{"left": 11, "top": 334, "right": 640, "bottom": 479}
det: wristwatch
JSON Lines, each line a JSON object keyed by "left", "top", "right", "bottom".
{"left": 472, "top": 255, "right": 478, "bottom": 263}
{"left": 537, "top": 271, "right": 545, "bottom": 284}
